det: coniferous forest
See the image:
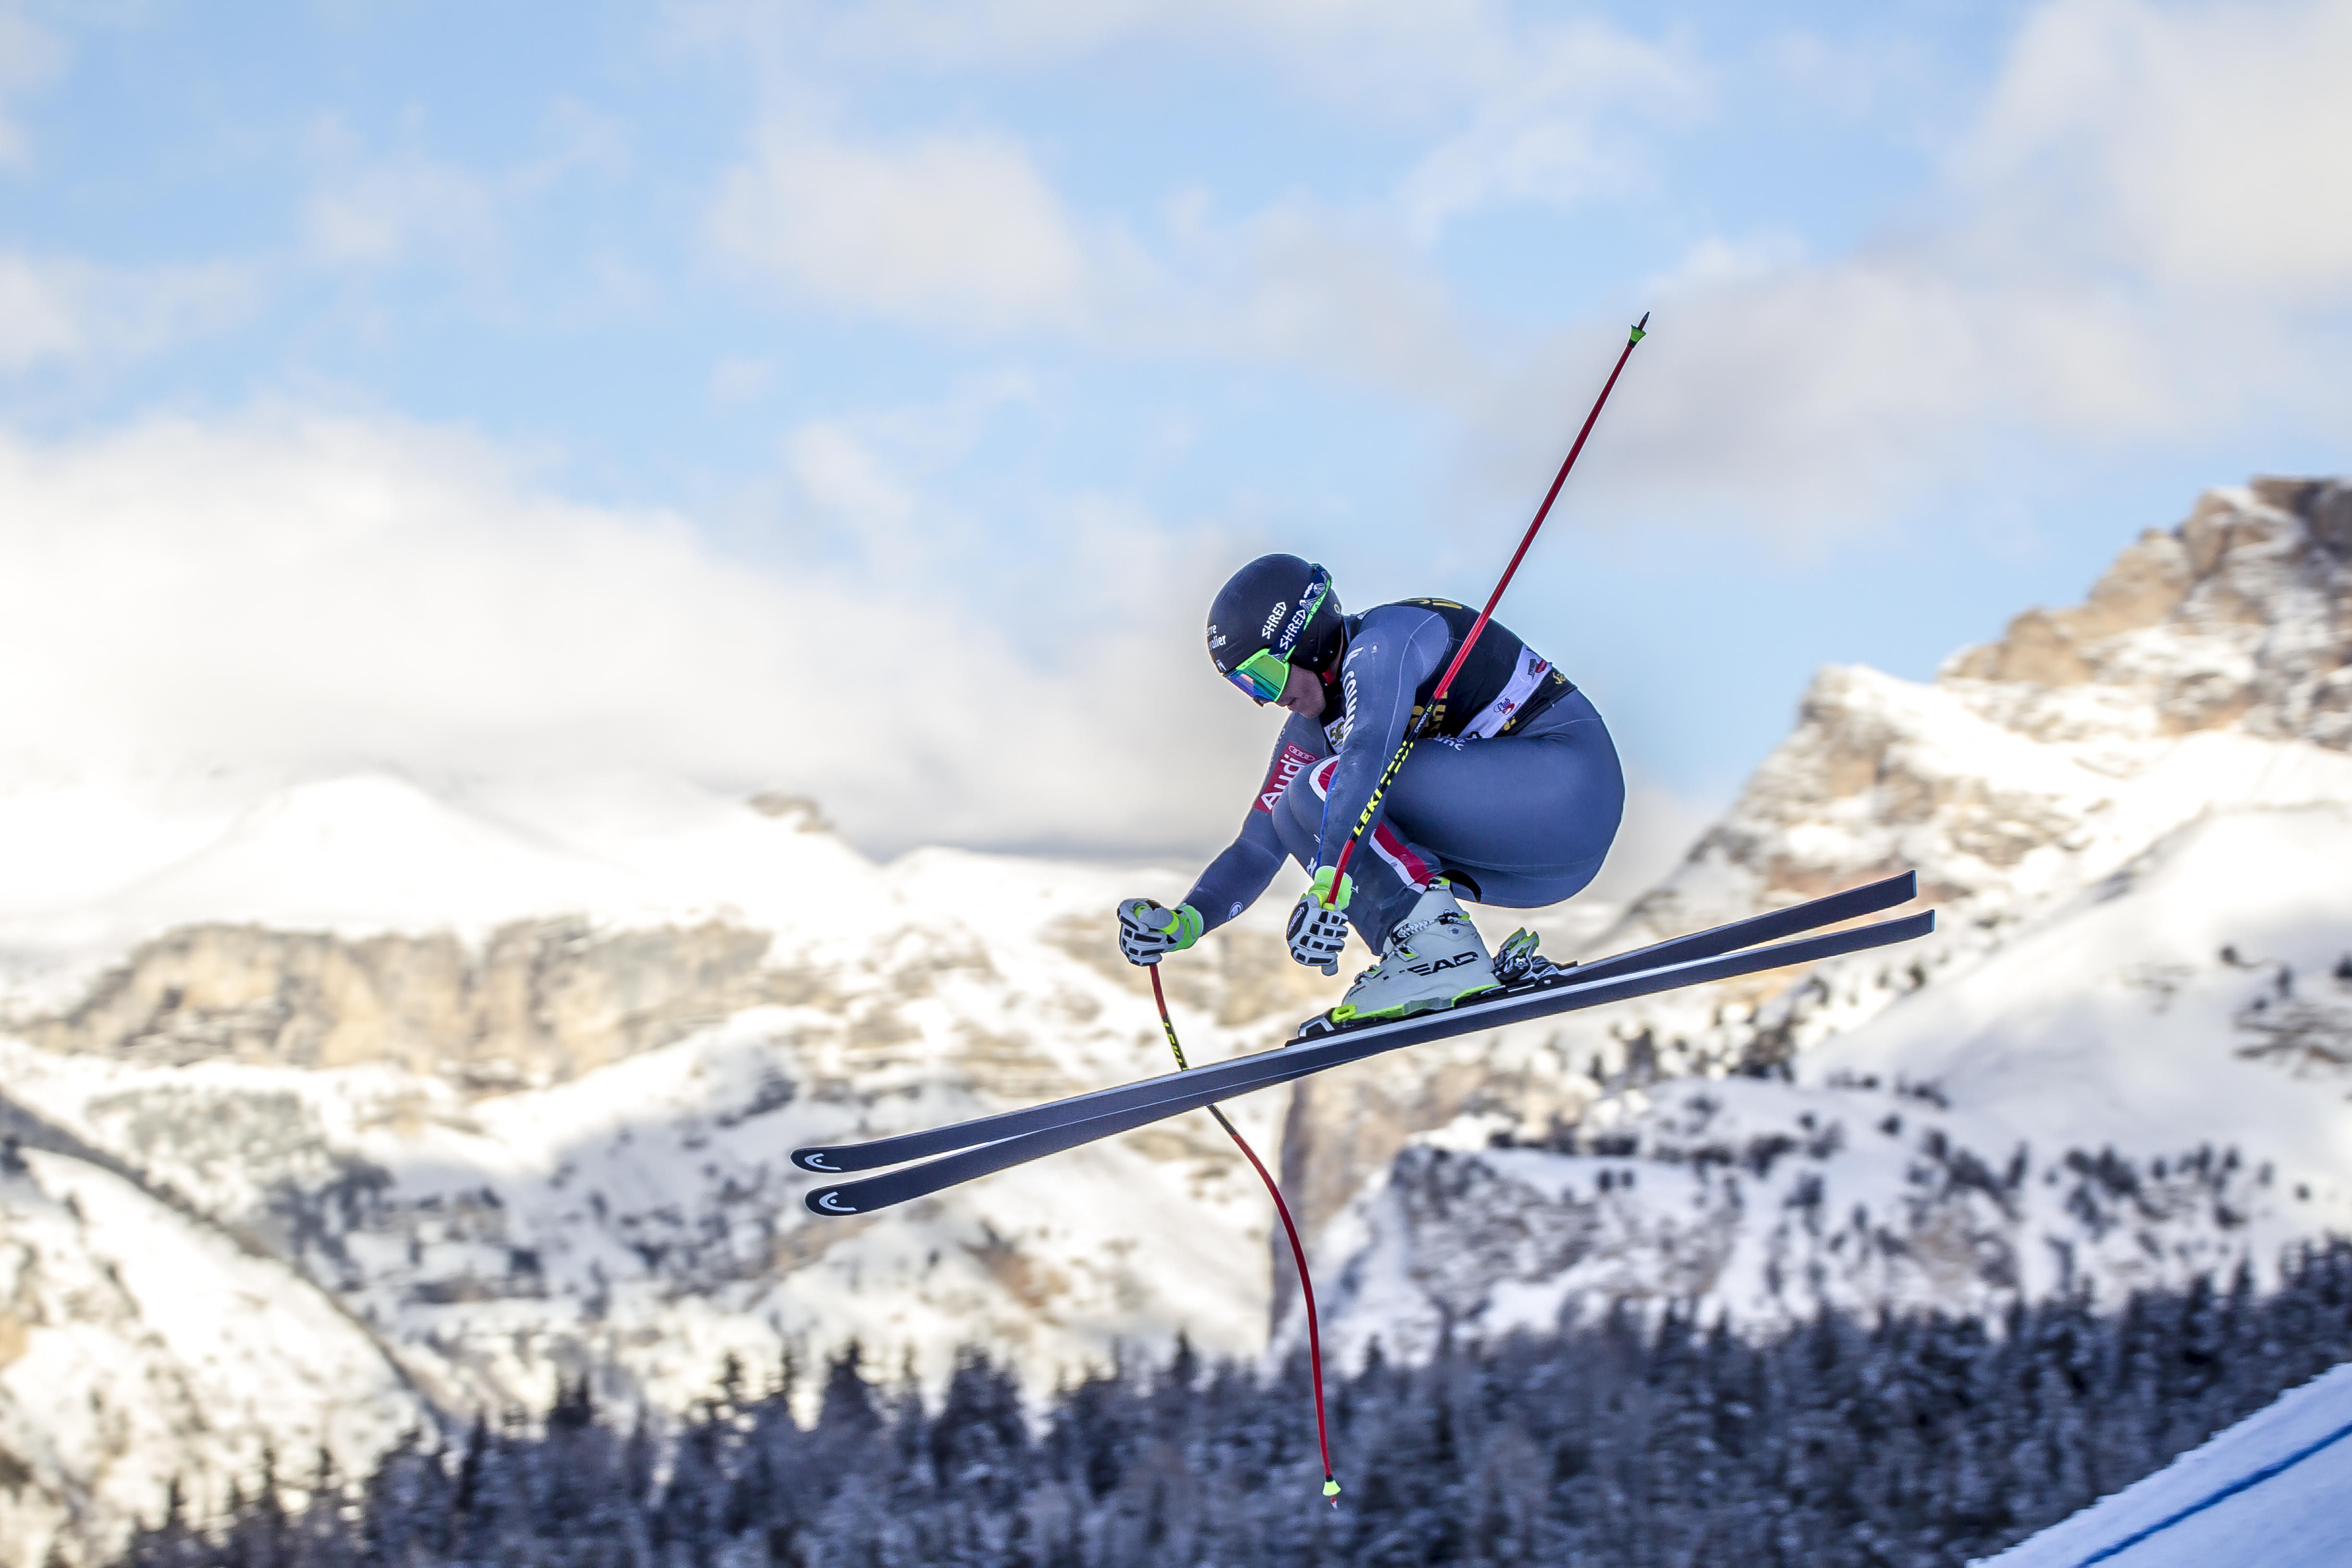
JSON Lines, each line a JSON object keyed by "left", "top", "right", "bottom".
{"left": 118, "top": 1241, "right": 2352, "bottom": 1568}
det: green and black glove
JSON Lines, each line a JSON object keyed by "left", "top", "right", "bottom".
{"left": 1117, "top": 898, "right": 1203, "bottom": 966}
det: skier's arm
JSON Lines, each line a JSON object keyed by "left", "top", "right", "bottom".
{"left": 1173, "top": 816, "right": 1284, "bottom": 936}
{"left": 1313, "top": 605, "right": 1450, "bottom": 870}
{"left": 1179, "top": 716, "right": 1330, "bottom": 932}
{"left": 1119, "top": 721, "right": 1329, "bottom": 966}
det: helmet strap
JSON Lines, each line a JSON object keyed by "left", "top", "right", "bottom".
{"left": 1315, "top": 623, "right": 1348, "bottom": 684}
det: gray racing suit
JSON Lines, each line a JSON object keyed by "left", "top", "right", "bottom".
{"left": 1178, "top": 601, "right": 1625, "bottom": 955}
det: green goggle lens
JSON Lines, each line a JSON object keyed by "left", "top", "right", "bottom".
{"left": 1225, "top": 647, "right": 1291, "bottom": 703}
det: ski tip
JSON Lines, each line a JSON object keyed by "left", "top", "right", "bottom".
{"left": 792, "top": 1148, "right": 844, "bottom": 1173}
{"left": 806, "top": 1187, "right": 860, "bottom": 1216}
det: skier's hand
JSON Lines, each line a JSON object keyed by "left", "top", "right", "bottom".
{"left": 1286, "top": 866, "right": 1353, "bottom": 973}
{"left": 1118, "top": 899, "right": 1202, "bottom": 966}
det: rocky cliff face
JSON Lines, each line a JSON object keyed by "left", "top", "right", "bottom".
{"left": 1950, "top": 479, "right": 2352, "bottom": 745}
{"left": 21, "top": 919, "right": 786, "bottom": 1084}
{"left": 1637, "top": 479, "right": 2349, "bottom": 942}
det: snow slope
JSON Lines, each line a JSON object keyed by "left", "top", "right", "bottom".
{"left": 1979, "top": 1361, "right": 2352, "bottom": 1567}
{"left": 0, "top": 1142, "right": 426, "bottom": 1566}
{"left": 1806, "top": 801, "right": 2352, "bottom": 1192}
{"left": 1311, "top": 800, "right": 2352, "bottom": 1366}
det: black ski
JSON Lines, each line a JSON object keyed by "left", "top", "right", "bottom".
{"left": 794, "top": 870, "right": 1920, "bottom": 1182}
{"left": 1552, "top": 869, "right": 1918, "bottom": 986}
{"left": 801, "top": 905, "right": 1933, "bottom": 1215}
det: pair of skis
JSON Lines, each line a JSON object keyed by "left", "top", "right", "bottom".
{"left": 793, "top": 871, "right": 1933, "bottom": 1215}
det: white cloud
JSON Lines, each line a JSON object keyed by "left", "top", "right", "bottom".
{"left": 784, "top": 0, "right": 1164, "bottom": 67}
{"left": 706, "top": 119, "right": 1486, "bottom": 399}
{"left": 780, "top": 0, "right": 2338, "bottom": 538}
{"left": 1642, "top": 233, "right": 1808, "bottom": 295}
{"left": 784, "top": 421, "right": 916, "bottom": 535}
{"left": 301, "top": 104, "right": 636, "bottom": 276}
{"left": 710, "top": 130, "right": 1097, "bottom": 330}
{"left": 1396, "top": 21, "right": 1703, "bottom": 238}
{"left": 1566, "top": 253, "right": 2172, "bottom": 517}
{"left": 707, "top": 355, "right": 774, "bottom": 403}
{"left": 703, "top": 0, "right": 1701, "bottom": 174}
{"left": 0, "top": 409, "right": 1271, "bottom": 859}
{"left": 789, "top": 0, "right": 1666, "bottom": 118}
{"left": 0, "top": 253, "right": 250, "bottom": 372}
{"left": 0, "top": 5, "right": 62, "bottom": 167}
{"left": 1167, "top": 205, "right": 1479, "bottom": 394}
{"left": 306, "top": 158, "right": 501, "bottom": 266}
{"left": 1474, "top": 0, "right": 2352, "bottom": 537}
{"left": 695, "top": 3, "right": 1687, "bottom": 378}
{"left": 1963, "top": 0, "right": 2352, "bottom": 298}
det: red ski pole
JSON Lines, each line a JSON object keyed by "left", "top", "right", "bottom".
{"left": 1149, "top": 964, "right": 1341, "bottom": 1504}
{"left": 1322, "top": 311, "right": 1648, "bottom": 900}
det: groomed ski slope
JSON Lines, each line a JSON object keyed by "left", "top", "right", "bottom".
{"left": 1978, "top": 1361, "right": 2352, "bottom": 1567}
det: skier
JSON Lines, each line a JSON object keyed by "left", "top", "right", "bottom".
{"left": 1118, "top": 554, "right": 1625, "bottom": 1022}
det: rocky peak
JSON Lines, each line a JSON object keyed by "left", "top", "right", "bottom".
{"left": 1944, "top": 478, "right": 2352, "bottom": 747}
{"left": 1625, "top": 478, "right": 2352, "bottom": 945}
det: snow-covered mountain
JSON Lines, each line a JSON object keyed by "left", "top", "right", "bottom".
{"left": 1307, "top": 476, "right": 2352, "bottom": 1362}
{"left": 0, "top": 1137, "right": 426, "bottom": 1565}
{"left": 0, "top": 476, "right": 2345, "bottom": 1563}
{"left": 0, "top": 761, "right": 1386, "bottom": 1560}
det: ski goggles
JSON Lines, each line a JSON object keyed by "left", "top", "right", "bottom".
{"left": 1221, "top": 564, "right": 1331, "bottom": 704}
{"left": 1223, "top": 646, "right": 1295, "bottom": 703}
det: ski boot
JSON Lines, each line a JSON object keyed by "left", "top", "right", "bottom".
{"left": 1328, "top": 879, "right": 1501, "bottom": 1024}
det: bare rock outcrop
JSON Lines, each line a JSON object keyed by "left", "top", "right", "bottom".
{"left": 1620, "top": 478, "right": 2352, "bottom": 957}
{"left": 17, "top": 919, "right": 796, "bottom": 1087}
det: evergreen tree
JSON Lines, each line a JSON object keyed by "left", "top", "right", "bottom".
{"left": 109, "top": 1240, "right": 2352, "bottom": 1568}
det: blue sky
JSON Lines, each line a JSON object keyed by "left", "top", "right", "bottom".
{"left": 2, "top": 0, "right": 2348, "bottom": 873}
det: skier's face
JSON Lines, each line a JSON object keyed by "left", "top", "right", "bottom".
{"left": 1274, "top": 660, "right": 1325, "bottom": 721}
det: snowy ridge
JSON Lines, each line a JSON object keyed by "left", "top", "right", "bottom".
{"left": 1978, "top": 1361, "right": 2352, "bottom": 1567}
{"left": 0, "top": 770, "right": 892, "bottom": 964}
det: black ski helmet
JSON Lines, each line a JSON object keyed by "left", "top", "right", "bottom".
{"left": 1206, "top": 554, "right": 1345, "bottom": 686}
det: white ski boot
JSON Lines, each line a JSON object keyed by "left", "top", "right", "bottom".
{"left": 1329, "top": 879, "right": 1501, "bottom": 1023}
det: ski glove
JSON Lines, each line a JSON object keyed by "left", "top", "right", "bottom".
{"left": 1286, "top": 866, "right": 1354, "bottom": 974}
{"left": 1118, "top": 899, "right": 1203, "bottom": 966}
